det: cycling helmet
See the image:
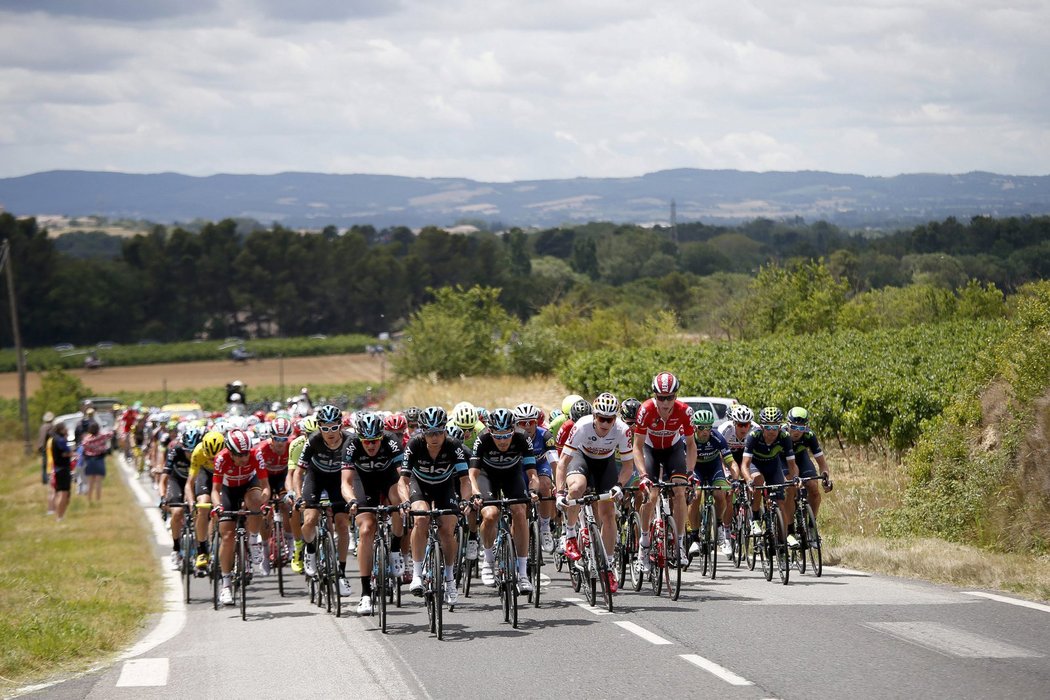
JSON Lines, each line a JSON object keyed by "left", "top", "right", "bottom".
{"left": 758, "top": 406, "right": 784, "bottom": 425}
{"left": 301, "top": 416, "right": 319, "bottom": 434}
{"left": 182, "top": 427, "right": 204, "bottom": 451}
{"left": 476, "top": 407, "right": 489, "bottom": 425}
{"left": 651, "top": 371, "right": 681, "bottom": 395}
{"left": 691, "top": 409, "right": 716, "bottom": 428}
{"left": 730, "top": 404, "right": 754, "bottom": 424}
{"left": 419, "top": 406, "right": 448, "bottom": 433}
{"left": 488, "top": 408, "right": 515, "bottom": 433}
{"left": 446, "top": 424, "right": 465, "bottom": 441}
{"left": 513, "top": 403, "right": 540, "bottom": 422}
{"left": 548, "top": 408, "right": 563, "bottom": 422}
{"left": 225, "top": 429, "right": 251, "bottom": 456}
{"left": 537, "top": 408, "right": 546, "bottom": 425}
{"left": 253, "top": 410, "right": 266, "bottom": 421}
{"left": 451, "top": 404, "right": 479, "bottom": 430}
{"left": 316, "top": 404, "right": 342, "bottom": 425}
{"left": 404, "top": 406, "right": 421, "bottom": 425}
{"left": 201, "top": 431, "right": 225, "bottom": 459}
{"left": 592, "top": 392, "right": 619, "bottom": 417}
{"left": 787, "top": 407, "right": 809, "bottom": 425}
{"left": 561, "top": 394, "right": 584, "bottom": 415}
{"left": 357, "top": 413, "right": 385, "bottom": 440}
{"left": 570, "top": 399, "right": 592, "bottom": 422}
{"left": 620, "top": 397, "right": 642, "bottom": 424}
{"left": 245, "top": 415, "right": 260, "bottom": 428}
{"left": 255, "top": 423, "right": 272, "bottom": 440}
{"left": 271, "top": 417, "right": 293, "bottom": 438}
{"left": 385, "top": 413, "right": 408, "bottom": 433}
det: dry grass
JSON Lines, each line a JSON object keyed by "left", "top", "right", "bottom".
{"left": 386, "top": 375, "right": 570, "bottom": 413}
{"left": 0, "top": 445, "right": 160, "bottom": 688}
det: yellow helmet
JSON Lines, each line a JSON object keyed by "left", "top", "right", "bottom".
{"left": 562, "top": 394, "right": 584, "bottom": 415}
{"left": 201, "top": 430, "right": 225, "bottom": 459}
{"left": 301, "top": 416, "right": 318, "bottom": 434}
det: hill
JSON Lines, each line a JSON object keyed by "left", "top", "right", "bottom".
{"left": 2, "top": 168, "right": 1049, "bottom": 229}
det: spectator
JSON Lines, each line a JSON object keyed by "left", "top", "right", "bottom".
{"left": 74, "top": 407, "right": 96, "bottom": 495}
{"left": 49, "top": 418, "right": 73, "bottom": 522}
{"left": 81, "top": 421, "right": 112, "bottom": 504}
{"left": 36, "top": 411, "right": 54, "bottom": 485}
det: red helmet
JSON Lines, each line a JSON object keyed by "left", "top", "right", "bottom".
{"left": 651, "top": 371, "right": 680, "bottom": 395}
{"left": 253, "top": 410, "right": 266, "bottom": 421}
{"left": 271, "top": 417, "right": 293, "bottom": 438}
{"left": 385, "top": 413, "right": 408, "bottom": 432}
{"left": 342, "top": 414, "right": 354, "bottom": 427}
{"left": 225, "top": 429, "right": 251, "bottom": 456}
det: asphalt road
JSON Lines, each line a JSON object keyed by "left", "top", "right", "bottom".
{"left": 18, "top": 463, "right": 1050, "bottom": 700}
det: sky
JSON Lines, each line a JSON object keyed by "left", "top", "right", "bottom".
{"left": 0, "top": 0, "right": 1047, "bottom": 181}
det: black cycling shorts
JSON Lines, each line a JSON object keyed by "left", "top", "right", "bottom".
{"left": 642, "top": 442, "right": 688, "bottom": 481}
{"left": 301, "top": 469, "right": 347, "bottom": 510}
{"left": 219, "top": 475, "right": 262, "bottom": 521}
{"left": 267, "top": 469, "right": 288, "bottom": 495}
{"left": 353, "top": 467, "right": 401, "bottom": 508}
{"left": 565, "top": 452, "right": 619, "bottom": 493}
{"left": 193, "top": 469, "right": 213, "bottom": 500}
{"left": 475, "top": 467, "right": 527, "bottom": 501}
{"left": 408, "top": 475, "right": 459, "bottom": 510}
{"left": 165, "top": 473, "right": 189, "bottom": 504}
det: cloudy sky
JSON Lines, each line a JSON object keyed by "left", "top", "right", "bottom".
{"left": 0, "top": 0, "right": 1046, "bottom": 181}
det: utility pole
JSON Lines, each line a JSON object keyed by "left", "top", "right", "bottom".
{"left": 1, "top": 239, "right": 30, "bottom": 454}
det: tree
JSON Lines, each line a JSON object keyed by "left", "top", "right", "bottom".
{"left": 570, "top": 236, "right": 599, "bottom": 279}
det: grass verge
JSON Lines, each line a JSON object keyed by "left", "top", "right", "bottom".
{"left": 0, "top": 445, "right": 160, "bottom": 689}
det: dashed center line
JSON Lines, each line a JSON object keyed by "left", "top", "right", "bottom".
{"left": 680, "top": 654, "right": 754, "bottom": 686}
{"left": 562, "top": 597, "right": 615, "bottom": 616}
{"left": 614, "top": 620, "right": 673, "bottom": 645}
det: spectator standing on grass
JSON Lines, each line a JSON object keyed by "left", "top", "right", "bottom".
{"left": 49, "top": 418, "right": 73, "bottom": 522}
{"left": 73, "top": 406, "right": 96, "bottom": 495}
{"left": 36, "top": 411, "right": 54, "bottom": 485}
{"left": 81, "top": 421, "right": 113, "bottom": 504}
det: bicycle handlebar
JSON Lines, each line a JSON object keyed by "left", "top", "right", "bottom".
{"left": 563, "top": 491, "right": 617, "bottom": 507}
{"left": 480, "top": 497, "right": 533, "bottom": 507}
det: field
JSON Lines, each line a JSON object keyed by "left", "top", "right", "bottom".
{"left": 0, "top": 353, "right": 387, "bottom": 399}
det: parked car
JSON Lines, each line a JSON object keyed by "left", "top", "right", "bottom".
{"left": 679, "top": 396, "right": 737, "bottom": 429}
{"left": 160, "top": 402, "right": 205, "bottom": 422}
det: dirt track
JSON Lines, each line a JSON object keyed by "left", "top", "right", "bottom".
{"left": 0, "top": 354, "right": 387, "bottom": 398}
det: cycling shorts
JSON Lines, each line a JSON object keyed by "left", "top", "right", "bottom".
{"left": 165, "top": 473, "right": 189, "bottom": 504}
{"left": 408, "top": 474, "right": 459, "bottom": 511}
{"left": 267, "top": 469, "right": 288, "bottom": 495}
{"left": 476, "top": 467, "right": 528, "bottom": 501}
{"left": 193, "top": 469, "right": 213, "bottom": 500}
{"left": 693, "top": 460, "right": 729, "bottom": 488}
{"left": 353, "top": 467, "right": 400, "bottom": 508}
{"left": 794, "top": 452, "right": 818, "bottom": 479}
{"left": 302, "top": 469, "right": 347, "bottom": 511}
{"left": 749, "top": 459, "right": 786, "bottom": 499}
{"left": 642, "top": 442, "right": 687, "bottom": 481}
{"left": 219, "top": 475, "right": 262, "bottom": 521}
{"left": 565, "top": 452, "right": 619, "bottom": 494}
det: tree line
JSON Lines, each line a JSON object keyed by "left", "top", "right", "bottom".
{"left": 1, "top": 211, "right": 1048, "bottom": 348}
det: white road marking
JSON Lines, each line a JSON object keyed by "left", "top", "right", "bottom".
{"left": 563, "top": 597, "right": 615, "bottom": 615}
{"left": 115, "top": 658, "right": 169, "bottom": 687}
{"left": 614, "top": 620, "right": 673, "bottom": 645}
{"left": 964, "top": 591, "right": 1050, "bottom": 614}
{"left": 822, "top": 565, "right": 871, "bottom": 577}
{"left": 864, "top": 622, "right": 1043, "bottom": 658}
{"left": 680, "top": 654, "right": 754, "bottom": 686}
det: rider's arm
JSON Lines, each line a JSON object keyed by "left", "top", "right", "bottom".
{"left": 340, "top": 468, "right": 357, "bottom": 505}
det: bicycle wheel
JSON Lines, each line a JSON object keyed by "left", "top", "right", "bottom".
{"left": 432, "top": 539, "right": 444, "bottom": 639}
{"left": 181, "top": 527, "right": 194, "bottom": 604}
{"left": 583, "top": 529, "right": 597, "bottom": 607}
{"left": 700, "top": 503, "right": 714, "bottom": 577}
{"left": 424, "top": 545, "right": 436, "bottom": 634}
{"left": 237, "top": 534, "right": 248, "bottom": 621}
{"left": 273, "top": 518, "right": 286, "bottom": 596}
{"left": 376, "top": 538, "right": 388, "bottom": 633}
{"left": 793, "top": 505, "right": 808, "bottom": 575}
{"left": 325, "top": 530, "right": 342, "bottom": 617}
{"left": 321, "top": 535, "right": 333, "bottom": 613}
{"left": 453, "top": 521, "right": 467, "bottom": 588}
{"left": 529, "top": 518, "right": 542, "bottom": 608}
{"left": 210, "top": 528, "right": 222, "bottom": 610}
{"left": 733, "top": 505, "right": 748, "bottom": 568}
{"left": 772, "top": 507, "right": 790, "bottom": 585}
{"left": 806, "top": 504, "right": 823, "bottom": 577}
{"left": 592, "top": 527, "right": 613, "bottom": 612}
{"left": 666, "top": 517, "right": 682, "bottom": 601}
{"left": 761, "top": 514, "right": 774, "bottom": 582}
{"left": 507, "top": 535, "right": 519, "bottom": 629}
{"left": 649, "top": 522, "right": 663, "bottom": 596}
{"left": 629, "top": 512, "right": 643, "bottom": 592}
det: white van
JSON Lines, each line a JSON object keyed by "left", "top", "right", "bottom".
{"left": 678, "top": 396, "right": 737, "bottom": 429}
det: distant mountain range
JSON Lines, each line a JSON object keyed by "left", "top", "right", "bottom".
{"left": 2, "top": 168, "right": 1049, "bottom": 230}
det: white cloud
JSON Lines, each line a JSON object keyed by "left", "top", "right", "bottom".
{"left": 0, "top": 0, "right": 1048, "bottom": 180}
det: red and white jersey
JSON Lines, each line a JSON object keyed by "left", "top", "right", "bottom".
{"left": 718, "top": 421, "right": 759, "bottom": 453}
{"left": 254, "top": 440, "right": 290, "bottom": 475}
{"left": 212, "top": 448, "right": 268, "bottom": 487}
{"left": 563, "top": 415, "right": 634, "bottom": 462}
{"left": 555, "top": 419, "right": 575, "bottom": 455}
{"left": 634, "top": 399, "right": 694, "bottom": 450}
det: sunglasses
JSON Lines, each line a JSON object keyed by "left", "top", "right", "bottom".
{"left": 655, "top": 394, "right": 676, "bottom": 402}
{"left": 492, "top": 431, "right": 514, "bottom": 439}
{"left": 516, "top": 419, "right": 537, "bottom": 427}
{"left": 734, "top": 421, "right": 751, "bottom": 427}
{"left": 695, "top": 425, "right": 713, "bottom": 431}
{"left": 424, "top": 429, "right": 445, "bottom": 437}
{"left": 788, "top": 423, "right": 807, "bottom": 432}
{"left": 595, "top": 415, "right": 615, "bottom": 424}
{"left": 361, "top": 437, "right": 382, "bottom": 445}
{"left": 319, "top": 424, "right": 342, "bottom": 433}
{"left": 760, "top": 424, "right": 780, "bottom": 431}
{"left": 272, "top": 436, "right": 289, "bottom": 442}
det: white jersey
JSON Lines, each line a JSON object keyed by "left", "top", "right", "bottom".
{"left": 718, "top": 421, "right": 759, "bottom": 453}
{"left": 564, "top": 415, "right": 634, "bottom": 461}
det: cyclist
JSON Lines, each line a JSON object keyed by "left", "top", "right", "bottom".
{"left": 549, "top": 394, "right": 583, "bottom": 439}
{"left": 404, "top": 406, "right": 422, "bottom": 437}
{"left": 514, "top": 402, "right": 557, "bottom": 552}
{"left": 633, "top": 372, "right": 696, "bottom": 569}
{"left": 470, "top": 408, "right": 538, "bottom": 593}
{"left": 556, "top": 399, "right": 592, "bottom": 453}
{"left": 385, "top": 412, "right": 410, "bottom": 447}
{"left": 450, "top": 403, "right": 483, "bottom": 560}
{"left": 254, "top": 417, "right": 293, "bottom": 576}
{"left": 686, "top": 410, "right": 734, "bottom": 557}
{"left": 161, "top": 427, "right": 204, "bottom": 571}
{"left": 555, "top": 392, "right": 634, "bottom": 594}
{"left": 188, "top": 430, "right": 225, "bottom": 574}
{"left": 401, "top": 406, "right": 470, "bottom": 606}
{"left": 297, "top": 405, "right": 354, "bottom": 598}
{"left": 286, "top": 415, "right": 317, "bottom": 574}
{"left": 784, "top": 407, "right": 834, "bottom": 519}
{"left": 341, "top": 412, "right": 406, "bottom": 615}
{"left": 740, "top": 407, "right": 796, "bottom": 544}
{"left": 212, "top": 429, "right": 270, "bottom": 606}
{"left": 719, "top": 404, "right": 758, "bottom": 470}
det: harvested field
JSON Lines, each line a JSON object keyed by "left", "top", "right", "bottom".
{"left": 0, "top": 353, "right": 386, "bottom": 398}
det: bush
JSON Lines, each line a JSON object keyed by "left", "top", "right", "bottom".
{"left": 28, "top": 369, "right": 90, "bottom": 421}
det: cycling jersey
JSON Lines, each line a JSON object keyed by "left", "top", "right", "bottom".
{"left": 401, "top": 435, "right": 469, "bottom": 485}
{"left": 254, "top": 441, "right": 290, "bottom": 474}
{"left": 187, "top": 442, "right": 216, "bottom": 482}
{"left": 344, "top": 435, "right": 404, "bottom": 474}
{"left": 555, "top": 419, "right": 574, "bottom": 454}
{"left": 694, "top": 429, "right": 732, "bottom": 467}
{"left": 164, "top": 442, "right": 192, "bottom": 480}
{"left": 212, "top": 448, "right": 267, "bottom": 488}
{"left": 563, "top": 415, "right": 633, "bottom": 461}
{"left": 789, "top": 427, "right": 824, "bottom": 479}
{"left": 718, "top": 421, "right": 759, "bottom": 465}
{"left": 742, "top": 429, "right": 795, "bottom": 465}
{"left": 523, "top": 425, "right": 556, "bottom": 478}
{"left": 470, "top": 431, "right": 536, "bottom": 472}
{"left": 634, "top": 398, "right": 694, "bottom": 449}
{"left": 297, "top": 431, "right": 351, "bottom": 474}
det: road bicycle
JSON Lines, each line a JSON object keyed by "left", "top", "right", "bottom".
{"left": 614, "top": 486, "right": 643, "bottom": 592}
{"left": 750, "top": 483, "right": 790, "bottom": 585}
{"left": 482, "top": 496, "right": 532, "bottom": 628}
{"left": 525, "top": 495, "right": 554, "bottom": 608}
{"left": 791, "top": 474, "right": 828, "bottom": 577}
{"left": 730, "top": 480, "right": 751, "bottom": 569}
{"left": 565, "top": 490, "right": 616, "bottom": 612}
{"left": 693, "top": 482, "right": 722, "bottom": 580}
{"left": 642, "top": 481, "right": 688, "bottom": 601}
{"left": 409, "top": 507, "right": 460, "bottom": 640}
{"left": 210, "top": 508, "right": 264, "bottom": 620}
{"left": 303, "top": 500, "right": 342, "bottom": 617}
{"left": 357, "top": 504, "right": 400, "bottom": 633}
{"left": 266, "top": 497, "right": 290, "bottom": 596}
{"left": 167, "top": 500, "right": 210, "bottom": 603}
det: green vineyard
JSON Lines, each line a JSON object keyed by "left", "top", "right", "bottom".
{"left": 558, "top": 319, "right": 1006, "bottom": 451}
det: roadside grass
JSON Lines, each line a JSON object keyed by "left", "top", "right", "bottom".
{"left": 820, "top": 445, "right": 1050, "bottom": 602}
{"left": 0, "top": 446, "right": 160, "bottom": 689}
